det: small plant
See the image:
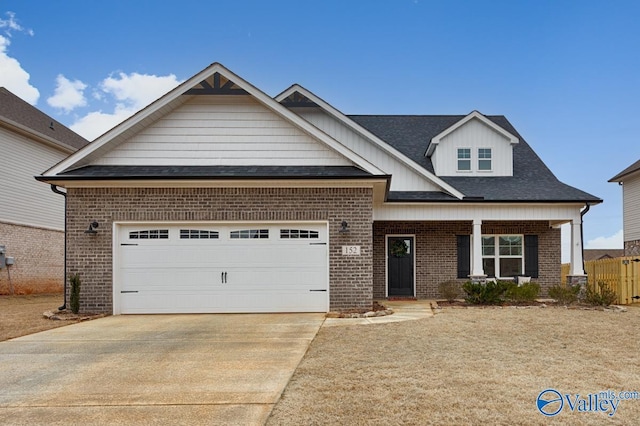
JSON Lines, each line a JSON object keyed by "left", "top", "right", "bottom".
{"left": 548, "top": 284, "right": 581, "bottom": 305}
{"left": 439, "top": 280, "right": 461, "bottom": 303}
{"left": 69, "top": 273, "right": 81, "bottom": 314}
{"left": 505, "top": 281, "right": 540, "bottom": 304}
{"left": 462, "top": 280, "right": 509, "bottom": 305}
{"left": 585, "top": 281, "right": 617, "bottom": 307}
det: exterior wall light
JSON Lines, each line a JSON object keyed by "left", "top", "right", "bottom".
{"left": 339, "top": 221, "right": 349, "bottom": 233}
{"left": 85, "top": 221, "right": 99, "bottom": 234}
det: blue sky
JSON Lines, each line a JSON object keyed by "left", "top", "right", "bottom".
{"left": 1, "top": 1, "right": 638, "bottom": 259}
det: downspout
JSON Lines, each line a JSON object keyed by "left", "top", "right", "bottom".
{"left": 50, "top": 185, "right": 67, "bottom": 311}
{"left": 580, "top": 203, "right": 591, "bottom": 273}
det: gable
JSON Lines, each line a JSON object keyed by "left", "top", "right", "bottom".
{"left": 430, "top": 116, "right": 517, "bottom": 177}
{"left": 290, "top": 108, "right": 442, "bottom": 191}
{"left": 44, "top": 63, "right": 385, "bottom": 177}
{"left": 91, "top": 95, "right": 351, "bottom": 167}
{"left": 277, "top": 86, "right": 464, "bottom": 198}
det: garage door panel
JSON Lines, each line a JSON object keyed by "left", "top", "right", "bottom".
{"left": 117, "top": 223, "right": 328, "bottom": 313}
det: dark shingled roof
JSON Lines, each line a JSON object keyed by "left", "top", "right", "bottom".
{"left": 0, "top": 87, "right": 89, "bottom": 151}
{"left": 349, "top": 114, "right": 601, "bottom": 203}
{"left": 609, "top": 158, "right": 640, "bottom": 182}
{"left": 52, "top": 165, "right": 378, "bottom": 180}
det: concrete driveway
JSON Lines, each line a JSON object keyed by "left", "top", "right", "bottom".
{"left": 0, "top": 313, "right": 324, "bottom": 425}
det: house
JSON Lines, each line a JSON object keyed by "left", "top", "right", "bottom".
{"left": 582, "top": 249, "right": 625, "bottom": 262}
{"left": 36, "top": 63, "right": 601, "bottom": 314}
{"left": 609, "top": 159, "right": 640, "bottom": 256}
{"left": 0, "top": 88, "right": 89, "bottom": 294}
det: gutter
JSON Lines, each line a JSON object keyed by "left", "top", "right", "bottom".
{"left": 580, "top": 203, "right": 592, "bottom": 273}
{"left": 50, "top": 185, "right": 67, "bottom": 311}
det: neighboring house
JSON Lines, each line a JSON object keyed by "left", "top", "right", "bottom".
{"left": 0, "top": 88, "right": 89, "bottom": 294}
{"left": 37, "top": 63, "right": 600, "bottom": 314}
{"left": 610, "top": 159, "right": 640, "bottom": 256}
{"left": 583, "top": 249, "right": 625, "bottom": 262}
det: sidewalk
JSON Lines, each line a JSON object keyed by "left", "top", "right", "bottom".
{"left": 322, "top": 300, "right": 435, "bottom": 327}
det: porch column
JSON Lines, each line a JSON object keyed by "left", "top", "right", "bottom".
{"left": 570, "top": 219, "right": 585, "bottom": 276}
{"left": 470, "top": 219, "right": 485, "bottom": 279}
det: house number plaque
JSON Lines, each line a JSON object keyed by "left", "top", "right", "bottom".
{"left": 342, "top": 246, "right": 361, "bottom": 256}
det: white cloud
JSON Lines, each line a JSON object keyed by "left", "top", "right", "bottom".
{"left": 0, "top": 11, "right": 32, "bottom": 36}
{"left": 47, "top": 74, "right": 87, "bottom": 112}
{"left": 69, "top": 72, "right": 182, "bottom": 140}
{"left": 0, "top": 34, "right": 39, "bottom": 105}
{"left": 100, "top": 72, "right": 181, "bottom": 109}
{"left": 586, "top": 229, "right": 624, "bottom": 250}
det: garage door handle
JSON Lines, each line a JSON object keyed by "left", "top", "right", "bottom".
{"left": 309, "top": 242, "right": 326, "bottom": 245}
{"left": 221, "top": 272, "right": 228, "bottom": 284}
{"left": 121, "top": 290, "right": 139, "bottom": 293}
{"left": 310, "top": 289, "right": 327, "bottom": 292}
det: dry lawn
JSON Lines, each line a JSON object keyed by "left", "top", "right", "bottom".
{"left": 0, "top": 293, "right": 81, "bottom": 341}
{"left": 268, "top": 306, "right": 640, "bottom": 425}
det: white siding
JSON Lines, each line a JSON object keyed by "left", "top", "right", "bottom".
{"left": 623, "top": 174, "right": 640, "bottom": 241}
{"left": 374, "top": 202, "right": 581, "bottom": 222}
{"left": 0, "top": 127, "right": 66, "bottom": 229}
{"left": 93, "top": 96, "right": 351, "bottom": 166}
{"left": 295, "top": 110, "right": 441, "bottom": 191}
{"left": 432, "top": 118, "right": 514, "bottom": 177}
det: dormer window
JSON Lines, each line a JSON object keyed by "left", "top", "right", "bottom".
{"left": 478, "top": 148, "right": 492, "bottom": 171}
{"left": 457, "top": 148, "right": 471, "bottom": 171}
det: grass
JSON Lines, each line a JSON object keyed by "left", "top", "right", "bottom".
{"left": 0, "top": 293, "right": 82, "bottom": 341}
{"left": 268, "top": 305, "right": 640, "bottom": 425}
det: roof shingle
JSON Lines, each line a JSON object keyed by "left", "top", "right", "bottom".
{"left": 0, "top": 87, "right": 89, "bottom": 151}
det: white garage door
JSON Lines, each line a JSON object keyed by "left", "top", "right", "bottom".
{"left": 115, "top": 223, "right": 328, "bottom": 314}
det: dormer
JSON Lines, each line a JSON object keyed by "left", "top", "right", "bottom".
{"left": 425, "top": 111, "right": 519, "bottom": 177}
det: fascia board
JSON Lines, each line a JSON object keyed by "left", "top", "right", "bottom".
{"left": 45, "top": 63, "right": 384, "bottom": 177}
{"left": 218, "top": 69, "right": 385, "bottom": 175}
{"left": 43, "top": 64, "right": 221, "bottom": 176}
{"left": 426, "top": 111, "right": 519, "bottom": 157}
{"left": 0, "top": 117, "right": 76, "bottom": 154}
{"left": 276, "top": 85, "right": 465, "bottom": 200}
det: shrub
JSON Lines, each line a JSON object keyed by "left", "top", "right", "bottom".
{"left": 439, "top": 280, "right": 460, "bottom": 302}
{"left": 548, "top": 284, "right": 580, "bottom": 305}
{"left": 585, "top": 281, "right": 617, "bottom": 307}
{"left": 70, "top": 273, "right": 81, "bottom": 314}
{"left": 505, "top": 281, "right": 540, "bottom": 304}
{"left": 462, "top": 280, "right": 509, "bottom": 305}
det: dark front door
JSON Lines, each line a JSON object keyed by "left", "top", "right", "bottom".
{"left": 387, "top": 236, "right": 414, "bottom": 297}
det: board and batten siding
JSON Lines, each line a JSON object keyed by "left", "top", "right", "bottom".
{"left": 0, "top": 127, "right": 66, "bottom": 229}
{"left": 623, "top": 174, "right": 640, "bottom": 242}
{"left": 432, "top": 118, "right": 514, "bottom": 177}
{"left": 294, "top": 109, "right": 441, "bottom": 192}
{"left": 93, "top": 96, "right": 351, "bottom": 166}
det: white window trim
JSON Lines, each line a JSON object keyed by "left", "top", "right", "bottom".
{"left": 478, "top": 148, "right": 493, "bottom": 172}
{"left": 481, "top": 234, "right": 524, "bottom": 279}
{"left": 457, "top": 147, "right": 472, "bottom": 173}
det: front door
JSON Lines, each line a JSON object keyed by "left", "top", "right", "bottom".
{"left": 387, "top": 236, "right": 414, "bottom": 297}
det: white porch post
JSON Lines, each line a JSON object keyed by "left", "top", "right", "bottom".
{"left": 570, "top": 219, "right": 585, "bottom": 276}
{"left": 471, "top": 219, "right": 485, "bottom": 278}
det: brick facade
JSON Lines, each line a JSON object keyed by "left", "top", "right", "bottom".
{"left": 373, "top": 220, "right": 561, "bottom": 299}
{"left": 66, "top": 187, "right": 373, "bottom": 313}
{"left": 0, "top": 221, "right": 64, "bottom": 294}
{"left": 625, "top": 239, "right": 640, "bottom": 256}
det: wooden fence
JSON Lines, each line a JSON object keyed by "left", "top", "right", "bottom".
{"left": 561, "top": 256, "right": 640, "bottom": 305}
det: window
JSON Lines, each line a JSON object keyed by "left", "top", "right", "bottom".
{"left": 180, "top": 229, "right": 219, "bottom": 239}
{"left": 129, "top": 229, "right": 169, "bottom": 239}
{"left": 478, "top": 148, "right": 492, "bottom": 171}
{"left": 482, "top": 235, "right": 523, "bottom": 277}
{"left": 457, "top": 148, "right": 471, "bottom": 171}
{"left": 280, "top": 229, "right": 319, "bottom": 239}
{"left": 230, "top": 229, "right": 269, "bottom": 239}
